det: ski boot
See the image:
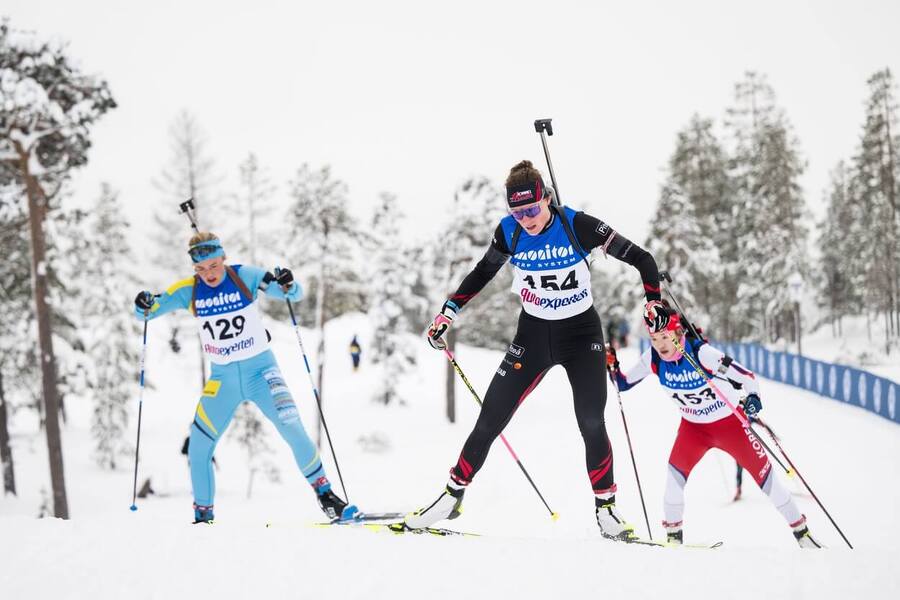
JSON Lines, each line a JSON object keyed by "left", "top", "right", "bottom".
{"left": 314, "top": 478, "right": 357, "bottom": 521}
{"left": 595, "top": 495, "right": 636, "bottom": 541}
{"left": 404, "top": 480, "right": 466, "bottom": 529}
{"left": 663, "top": 521, "right": 683, "bottom": 545}
{"left": 193, "top": 503, "right": 214, "bottom": 524}
{"left": 792, "top": 516, "right": 825, "bottom": 549}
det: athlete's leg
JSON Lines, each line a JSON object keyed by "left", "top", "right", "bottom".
{"left": 406, "top": 317, "right": 552, "bottom": 528}
{"left": 188, "top": 365, "right": 242, "bottom": 511}
{"left": 450, "top": 318, "right": 551, "bottom": 485}
{"left": 560, "top": 328, "right": 615, "bottom": 495}
{"left": 244, "top": 352, "right": 326, "bottom": 489}
{"left": 712, "top": 416, "right": 803, "bottom": 526}
{"left": 664, "top": 419, "right": 711, "bottom": 527}
{"left": 555, "top": 310, "right": 633, "bottom": 538}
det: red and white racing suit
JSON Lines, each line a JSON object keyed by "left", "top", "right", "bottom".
{"left": 615, "top": 339, "right": 804, "bottom": 530}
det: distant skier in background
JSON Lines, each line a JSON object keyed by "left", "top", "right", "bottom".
{"left": 607, "top": 320, "right": 619, "bottom": 349}
{"left": 406, "top": 159, "right": 669, "bottom": 541}
{"left": 616, "top": 319, "right": 630, "bottom": 348}
{"left": 606, "top": 306, "right": 823, "bottom": 548}
{"left": 349, "top": 335, "right": 362, "bottom": 371}
{"left": 133, "top": 232, "right": 352, "bottom": 523}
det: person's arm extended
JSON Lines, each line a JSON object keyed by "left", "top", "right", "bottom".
{"left": 239, "top": 265, "right": 302, "bottom": 302}
{"left": 614, "top": 348, "right": 653, "bottom": 392}
{"left": 447, "top": 223, "right": 511, "bottom": 310}
{"left": 134, "top": 278, "right": 193, "bottom": 320}
{"left": 573, "top": 212, "right": 661, "bottom": 302}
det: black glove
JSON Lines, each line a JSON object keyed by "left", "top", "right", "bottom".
{"left": 740, "top": 393, "right": 763, "bottom": 419}
{"left": 275, "top": 267, "right": 294, "bottom": 288}
{"left": 134, "top": 291, "right": 155, "bottom": 311}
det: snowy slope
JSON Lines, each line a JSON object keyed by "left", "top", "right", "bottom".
{"left": 1, "top": 313, "right": 898, "bottom": 599}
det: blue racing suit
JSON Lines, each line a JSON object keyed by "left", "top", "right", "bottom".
{"left": 135, "top": 264, "right": 328, "bottom": 509}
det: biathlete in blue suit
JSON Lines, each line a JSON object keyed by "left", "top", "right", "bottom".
{"left": 134, "top": 232, "right": 350, "bottom": 523}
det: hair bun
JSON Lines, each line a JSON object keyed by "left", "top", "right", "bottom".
{"left": 511, "top": 160, "right": 533, "bottom": 173}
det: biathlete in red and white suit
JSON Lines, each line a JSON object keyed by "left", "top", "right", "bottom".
{"left": 608, "top": 312, "right": 823, "bottom": 548}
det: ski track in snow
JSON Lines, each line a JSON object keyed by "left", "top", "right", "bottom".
{"left": 1, "top": 313, "right": 898, "bottom": 599}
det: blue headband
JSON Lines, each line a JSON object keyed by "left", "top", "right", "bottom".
{"left": 188, "top": 239, "right": 225, "bottom": 263}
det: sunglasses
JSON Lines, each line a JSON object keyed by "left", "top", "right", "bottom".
{"left": 510, "top": 205, "right": 542, "bottom": 221}
{"left": 188, "top": 242, "right": 224, "bottom": 263}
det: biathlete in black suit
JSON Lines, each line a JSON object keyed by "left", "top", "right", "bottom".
{"left": 405, "top": 160, "right": 669, "bottom": 541}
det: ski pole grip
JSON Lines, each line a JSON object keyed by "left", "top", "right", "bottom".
{"left": 534, "top": 119, "right": 553, "bottom": 135}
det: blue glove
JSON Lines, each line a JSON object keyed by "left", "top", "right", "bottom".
{"left": 741, "top": 393, "right": 762, "bottom": 419}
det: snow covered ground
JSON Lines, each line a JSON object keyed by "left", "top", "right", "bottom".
{"left": 2, "top": 313, "right": 899, "bottom": 599}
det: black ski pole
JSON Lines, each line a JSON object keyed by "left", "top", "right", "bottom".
{"left": 754, "top": 417, "right": 854, "bottom": 549}
{"left": 442, "top": 347, "right": 558, "bottom": 520}
{"left": 534, "top": 119, "right": 562, "bottom": 207}
{"left": 657, "top": 271, "right": 704, "bottom": 341}
{"left": 130, "top": 313, "right": 150, "bottom": 511}
{"left": 607, "top": 365, "right": 652, "bottom": 539}
{"left": 283, "top": 293, "right": 349, "bottom": 504}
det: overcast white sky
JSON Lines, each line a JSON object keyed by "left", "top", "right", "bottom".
{"left": 5, "top": 0, "right": 900, "bottom": 250}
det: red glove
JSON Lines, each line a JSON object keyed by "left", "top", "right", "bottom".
{"left": 605, "top": 343, "right": 619, "bottom": 370}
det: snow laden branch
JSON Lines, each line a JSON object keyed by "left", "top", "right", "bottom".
{"left": 0, "top": 22, "right": 116, "bottom": 180}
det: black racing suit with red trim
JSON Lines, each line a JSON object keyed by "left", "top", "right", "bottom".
{"left": 447, "top": 207, "right": 661, "bottom": 495}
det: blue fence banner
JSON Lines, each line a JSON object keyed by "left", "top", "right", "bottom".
{"left": 638, "top": 339, "right": 899, "bottom": 426}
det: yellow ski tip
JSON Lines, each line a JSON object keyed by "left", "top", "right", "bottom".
{"left": 787, "top": 468, "right": 796, "bottom": 478}
{"left": 551, "top": 512, "right": 560, "bottom": 522}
